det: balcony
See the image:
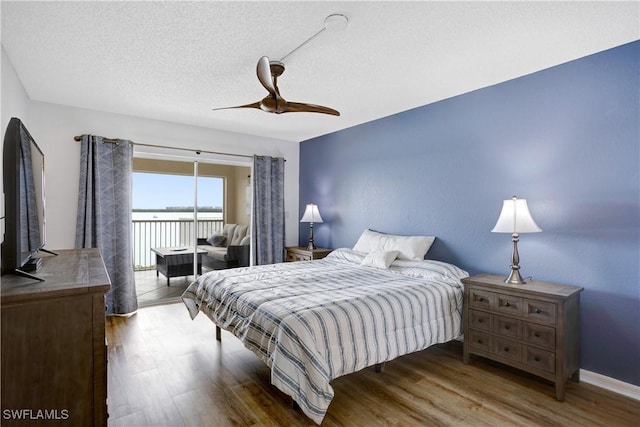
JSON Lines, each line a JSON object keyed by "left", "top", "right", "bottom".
{"left": 133, "top": 218, "right": 223, "bottom": 306}
{"left": 133, "top": 218, "right": 223, "bottom": 270}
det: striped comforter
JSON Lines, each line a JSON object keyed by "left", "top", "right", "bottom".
{"left": 182, "top": 248, "right": 468, "bottom": 424}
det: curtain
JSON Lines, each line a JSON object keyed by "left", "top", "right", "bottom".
{"left": 252, "top": 155, "right": 285, "bottom": 265}
{"left": 75, "top": 135, "right": 137, "bottom": 315}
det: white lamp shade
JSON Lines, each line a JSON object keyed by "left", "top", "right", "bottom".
{"left": 300, "top": 203, "right": 323, "bottom": 223}
{"left": 491, "top": 197, "right": 541, "bottom": 234}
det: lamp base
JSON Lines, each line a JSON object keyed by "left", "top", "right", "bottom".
{"left": 503, "top": 233, "right": 527, "bottom": 284}
{"left": 504, "top": 268, "right": 527, "bottom": 285}
{"left": 306, "top": 222, "right": 316, "bottom": 251}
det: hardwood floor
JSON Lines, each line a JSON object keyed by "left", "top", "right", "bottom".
{"left": 135, "top": 269, "right": 194, "bottom": 307}
{"left": 106, "top": 303, "right": 640, "bottom": 426}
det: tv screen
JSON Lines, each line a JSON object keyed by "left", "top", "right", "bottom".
{"left": 2, "top": 117, "right": 47, "bottom": 278}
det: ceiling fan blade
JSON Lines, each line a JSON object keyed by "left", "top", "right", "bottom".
{"left": 256, "top": 56, "right": 278, "bottom": 96}
{"left": 212, "top": 101, "right": 261, "bottom": 112}
{"left": 284, "top": 102, "right": 340, "bottom": 116}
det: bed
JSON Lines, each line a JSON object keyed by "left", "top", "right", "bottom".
{"left": 182, "top": 230, "right": 468, "bottom": 425}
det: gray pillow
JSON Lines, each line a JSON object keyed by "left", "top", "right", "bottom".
{"left": 206, "top": 233, "right": 226, "bottom": 247}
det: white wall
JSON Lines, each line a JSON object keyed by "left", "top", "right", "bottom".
{"left": 26, "top": 101, "right": 300, "bottom": 250}
{"left": 1, "top": 46, "right": 29, "bottom": 133}
{"left": 2, "top": 48, "right": 299, "bottom": 251}
{"left": 1, "top": 46, "right": 31, "bottom": 238}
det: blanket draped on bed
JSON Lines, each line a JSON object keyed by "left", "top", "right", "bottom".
{"left": 182, "top": 248, "right": 467, "bottom": 424}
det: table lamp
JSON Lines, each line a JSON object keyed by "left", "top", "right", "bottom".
{"left": 491, "top": 196, "right": 541, "bottom": 284}
{"left": 300, "top": 203, "right": 323, "bottom": 250}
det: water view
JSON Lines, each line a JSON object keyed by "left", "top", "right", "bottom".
{"left": 132, "top": 211, "right": 223, "bottom": 221}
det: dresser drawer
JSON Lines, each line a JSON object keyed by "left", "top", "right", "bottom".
{"left": 469, "top": 289, "right": 492, "bottom": 310}
{"left": 495, "top": 294, "right": 524, "bottom": 316}
{"left": 525, "top": 299, "right": 556, "bottom": 325}
{"left": 525, "top": 346, "right": 555, "bottom": 373}
{"left": 469, "top": 309, "right": 491, "bottom": 331}
{"left": 493, "top": 337, "right": 522, "bottom": 362}
{"left": 494, "top": 315, "right": 521, "bottom": 339}
{"left": 286, "top": 247, "right": 332, "bottom": 262}
{"left": 524, "top": 322, "right": 555, "bottom": 349}
{"left": 468, "top": 330, "right": 492, "bottom": 353}
{"left": 287, "top": 252, "right": 309, "bottom": 262}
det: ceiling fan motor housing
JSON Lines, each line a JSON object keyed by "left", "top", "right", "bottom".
{"left": 269, "top": 61, "right": 285, "bottom": 77}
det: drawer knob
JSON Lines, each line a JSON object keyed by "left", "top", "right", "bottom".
{"left": 504, "top": 302, "right": 510, "bottom": 307}
{"left": 478, "top": 319, "right": 484, "bottom": 323}
{"left": 505, "top": 325, "right": 511, "bottom": 330}
{"left": 504, "top": 346, "right": 510, "bottom": 352}
{"left": 534, "top": 308, "right": 541, "bottom": 314}
{"left": 534, "top": 356, "right": 541, "bottom": 362}
{"left": 478, "top": 339, "right": 483, "bottom": 344}
{"left": 534, "top": 332, "right": 541, "bottom": 338}
{"left": 478, "top": 297, "right": 484, "bottom": 302}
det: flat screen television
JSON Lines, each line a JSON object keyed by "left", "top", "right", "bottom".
{"left": 2, "top": 117, "right": 53, "bottom": 280}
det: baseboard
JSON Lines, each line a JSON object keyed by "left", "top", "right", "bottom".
{"left": 580, "top": 369, "right": 640, "bottom": 401}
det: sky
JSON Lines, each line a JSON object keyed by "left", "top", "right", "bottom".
{"left": 132, "top": 172, "right": 223, "bottom": 209}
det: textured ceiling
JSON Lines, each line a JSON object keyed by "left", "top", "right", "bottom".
{"left": 2, "top": 1, "right": 638, "bottom": 142}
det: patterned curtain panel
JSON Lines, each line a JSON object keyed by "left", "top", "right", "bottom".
{"left": 252, "top": 155, "right": 285, "bottom": 265}
{"left": 75, "top": 135, "right": 137, "bottom": 315}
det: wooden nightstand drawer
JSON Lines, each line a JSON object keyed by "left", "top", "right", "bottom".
{"left": 494, "top": 337, "right": 522, "bottom": 362}
{"left": 525, "top": 299, "right": 556, "bottom": 325}
{"left": 524, "top": 322, "right": 555, "bottom": 349}
{"left": 287, "top": 251, "right": 305, "bottom": 262}
{"left": 525, "top": 346, "right": 555, "bottom": 373}
{"left": 495, "top": 293, "right": 523, "bottom": 316}
{"left": 468, "top": 330, "right": 492, "bottom": 353}
{"left": 469, "top": 288, "right": 492, "bottom": 310}
{"left": 286, "top": 246, "right": 332, "bottom": 262}
{"left": 469, "top": 309, "right": 491, "bottom": 331}
{"left": 494, "top": 315, "right": 521, "bottom": 339}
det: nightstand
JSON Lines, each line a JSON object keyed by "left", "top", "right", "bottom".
{"left": 286, "top": 246, "right": 332, "bottom": 262}
{"left": 461, "top": 274, "right": 583, "bottom": 401}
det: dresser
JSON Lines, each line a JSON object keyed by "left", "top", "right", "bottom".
{"left": 1, "top": 249, "right": 111, "bottom": 426}
{"left": 286, "top": 246, "right": 332, "bottom": 262}
{"left": 461, "top": 274, "right": 583, "bottom": 401}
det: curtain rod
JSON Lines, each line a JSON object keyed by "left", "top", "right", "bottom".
{"left": 73, "top": 135, "right": 284, "bottom": 161}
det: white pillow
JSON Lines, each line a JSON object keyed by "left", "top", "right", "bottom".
{"left": 361, "top": 250, "right": 400, "bottom": 269}
{"left": 353, "top": 229, "right": 435, "bottom": 261}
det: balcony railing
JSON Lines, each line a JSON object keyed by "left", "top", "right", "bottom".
{"left": 133, "top": 219, "right": 223, "bottom": 270}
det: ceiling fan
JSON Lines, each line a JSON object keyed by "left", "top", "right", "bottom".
{"left": 213, "top": 14, "right": 348, "bottom": 117}
{"left": 212, "top": 56, "right": 340, "bottom": 116}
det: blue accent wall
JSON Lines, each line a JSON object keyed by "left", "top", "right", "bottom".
{"left": 299, "top": 41, "right": 639, "bottom": 386}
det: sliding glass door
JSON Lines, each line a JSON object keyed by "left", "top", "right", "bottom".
{"left": 131, "top": 153, "right": 251, "bottom": 305}
{"left": 131, "top": 168, "right": 224, "bottom": 271}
